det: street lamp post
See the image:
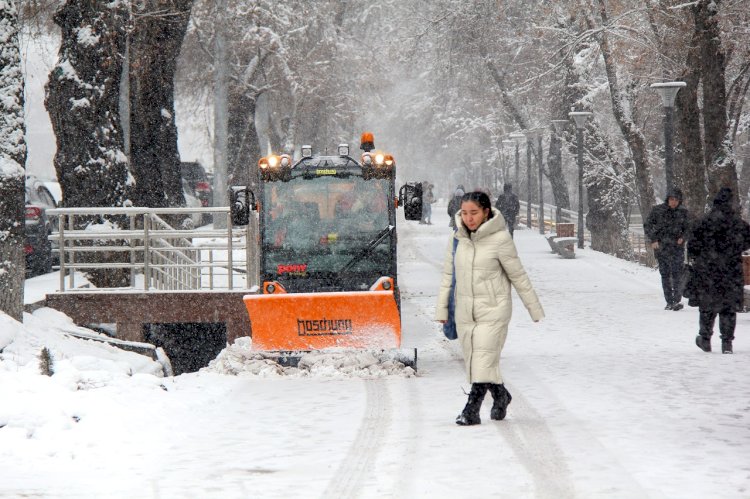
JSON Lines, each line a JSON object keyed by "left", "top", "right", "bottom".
{"left": 569, "top": 111, "right": 592, "bottom": 249}
{"left": 509, "top": 132, "right": 525, "bottom": 192}
{"left": 524, "top": 129, "right": 543, "bottom": 233}
{"left": 537, "top": 131, "right": 544, "bottom": 235}
{"left": 650, "top": 81, "right": 686, "bottom": 190}
{"left": 502, "top": 140, "right": 515, "bottom": 188}
{"left": 524, "top": 131, "right": 535, "bottom": 228}
{"left": 551, "top": 119, "right": 569, "bottom": 226}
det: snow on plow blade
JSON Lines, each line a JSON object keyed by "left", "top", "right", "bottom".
{"left": 244, "top": 288, "right": 402, "bottom": 352}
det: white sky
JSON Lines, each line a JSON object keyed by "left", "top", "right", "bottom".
{"left": 3, "top": 203, "right": 750, "bottom": 498}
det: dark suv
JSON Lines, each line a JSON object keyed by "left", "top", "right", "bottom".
{"left": 25, "top": 175, "right": 58, "bottom": 277}
{"left": 180, "top": 162, "right": 212, "bottom": 224}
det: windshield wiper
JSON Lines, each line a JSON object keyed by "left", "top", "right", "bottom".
{"left": 338, "top": 225, "right": 393, "bottom": 274}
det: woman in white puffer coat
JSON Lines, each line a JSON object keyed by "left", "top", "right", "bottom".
{"left": 436, "top": 191, "right": 544, "bottom": 425}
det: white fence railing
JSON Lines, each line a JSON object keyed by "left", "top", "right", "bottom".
{"left": 520, "top": 200, "right": 656, "bottom": 267}
{"left": 48, "top": 206, "right": 259, "bottom": 292}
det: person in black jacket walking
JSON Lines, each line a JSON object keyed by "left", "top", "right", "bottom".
{"left": 687, "top": 187, "right": 750, "bottom": 354}
{"left": 644, "top": 187, "right": 690, "bottom": 310}
{"left": 447, "top": 185, "right": 465, "bottom": 229}
{"left": 495, "top": 184, "right": 520, "bottom": 237}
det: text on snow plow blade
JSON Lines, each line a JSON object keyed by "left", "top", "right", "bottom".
{"left": 237, "top": 133, "right": 414, "bottom": 365}
{"left": 244, "top": 277, "right": 401, "bottom": 351}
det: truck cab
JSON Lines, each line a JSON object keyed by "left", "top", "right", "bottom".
{"left": 241, "top": 134, "right": 404, "bottom": 353}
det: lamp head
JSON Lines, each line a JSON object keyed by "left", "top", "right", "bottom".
{"left": 568, "top": 111, "right": 593, "bottom": 129}
{"left": 650, "top": 81, "right": 686, "bottom": 108}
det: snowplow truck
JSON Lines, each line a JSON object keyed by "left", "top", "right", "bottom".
{"left": 239, "top": 133, "right": 414, "bottom": 367}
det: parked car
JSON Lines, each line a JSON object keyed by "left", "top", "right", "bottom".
{"left": 181, "top": 178, "right": 206, "bottom": 228}
{"left": 25, "top": 175, "right": 59, "bottom": 277}
{"left": 180, "top": 162, "right": 212, "bottom": 224}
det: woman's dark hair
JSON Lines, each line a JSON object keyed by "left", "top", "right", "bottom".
{"left": 461, "top": 191, "right": 494, "bottom": 217}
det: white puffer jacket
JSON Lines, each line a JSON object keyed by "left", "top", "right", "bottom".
{"left": 435, "top": 208, "right": 544, "bottom": 383}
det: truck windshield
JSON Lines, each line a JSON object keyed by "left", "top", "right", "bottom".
{"left": 262, "top": 175, "right": 391, "bottom": 281}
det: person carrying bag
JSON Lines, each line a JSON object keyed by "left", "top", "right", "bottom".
{"left": 442, "top": 236, "right": 459, "bottom": 340}
{"left": 435, "top": 191, "right": 544, "bottom": 426}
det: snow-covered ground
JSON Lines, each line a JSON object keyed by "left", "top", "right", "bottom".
{"left": 3, "top": 204, "right": 750, "bottom": 498}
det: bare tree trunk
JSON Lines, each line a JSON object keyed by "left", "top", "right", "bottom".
{"left": 560, "top": 20, "right": 632, "bottom": 258}
{"left": 728, "top": 71, "right": 750, "bottom": 211}
{"left": 478, "top": 43, "right": 528, "bottom": 131}
{"left": 279, "top": 87, "right": 299, "bottom": 155}
{"left": 227, "top": 90, "right": 261, "bottom": 188}
{"left": 0, "top": 174, "right": 26, "bottom": 321}
{"left": 129, "top": 0, "right": 193, "bottom": 208}
{"left": 45, "top": 0, "right": 129, "bottom": 209}
{"left": 675, "top": 32, "right": 706, "bottom": 218}
{"left": 572, "top": 126, "right": 633, "bottom": 259}
{"left": 0, "top": 1, "right": 25, "bottom": 321}
{"left": 739, "top": 140, "right": 750, "bottom": 217}
{"left": 594, "top": 0, "right": 656, "bottom": 222}
{"left": 548, "top": 31, "right": 576, "bottom": 217}
{"left": 693, "top": 0, "right": 738, "bottom": 203}
{"left": 546, "top": 130, "right": 571, "bottom": 219}
{"left": 0, "top": 172, "right": 25, "bottom": 321}
{"left": 478, "top": 38, "right": 573, "bottom": 218}
{"left": 225, "top": 47, "right": 270, "bottom": 191}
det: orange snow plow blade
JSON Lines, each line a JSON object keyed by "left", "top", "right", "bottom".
{"left": 244, "top": 282, "right": 401, "bottom": 352}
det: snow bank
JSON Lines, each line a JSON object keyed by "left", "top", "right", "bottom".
{"left": 0, "top": 309, "right": 168, "bottom": 439}
{"left": 0, "top": 308, "right": 164, "bottom": 379}
{"left": 204, "top": 337, "right": 416, "bottom": 378}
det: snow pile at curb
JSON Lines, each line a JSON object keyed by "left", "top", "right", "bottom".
{"left": 203, "top": 337, "right": 416, "bottom": 378}
{"left": 1, "top": 310, "right": 164, "bottom": 380}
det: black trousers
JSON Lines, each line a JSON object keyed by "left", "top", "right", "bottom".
{"left": 503, "top": 216, "right": 515, "bottom": 238}
{"left": 656, "top": 247, "right": 684, "bottom": 305}
{"left": 699, "top": 309, "right": 736, "bottom": 341}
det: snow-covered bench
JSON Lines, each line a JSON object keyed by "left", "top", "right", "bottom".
{"left": 546, "top": 235, "right": 577, "bottom": 259}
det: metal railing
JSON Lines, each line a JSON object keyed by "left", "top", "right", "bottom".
{"left": 520, "top": 200, "right": 656, "bottom": 267}
{"left": 519, "top": 200, "right": 587, "bottom": 236}
{"left": 48, "top": 206, "right": 259, "bottom": 292}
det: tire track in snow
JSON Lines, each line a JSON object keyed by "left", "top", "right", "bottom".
{"left": 492, "top": 387, "right": 577, "bottom": 498}
{"left": 321, "top": 380, "right": 390, "bottom": 499}
{"left": 496, "top": 365, "right": 650, "bottom": 498}
{"left": 390, "top": 376, "right": 423, "bottom": 498}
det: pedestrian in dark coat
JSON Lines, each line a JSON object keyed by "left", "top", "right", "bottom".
{"left": 644, "top": 187, "right": 690, "bottom": 310}
{"left": 495, "top": 184, "right": 520, "bottom": 238}
{"left": 687, "top": 187, "right": 750, "bottom": 354}
{"left": 447, "top": 185, "right": 465, "bottom": 229}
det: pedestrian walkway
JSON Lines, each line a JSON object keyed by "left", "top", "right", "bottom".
{"left": 398, "top": 202, "right": 750, "bottom": 498}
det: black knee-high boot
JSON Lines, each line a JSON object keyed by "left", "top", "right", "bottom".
{"left": 456, "top": 383, "right": 489, "bottom": 426}
{"left": 696, "top": 310, "right": 715, "bottom": 352}
{"left": 489, "top": 384, "right": 512, "bottom": 420}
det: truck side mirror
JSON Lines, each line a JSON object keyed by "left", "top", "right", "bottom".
{"left": 398, "top": 185, "right": 407, "bottom": 207}
{"left": 230, "top": 186, "right": 255, "bottom": 226}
